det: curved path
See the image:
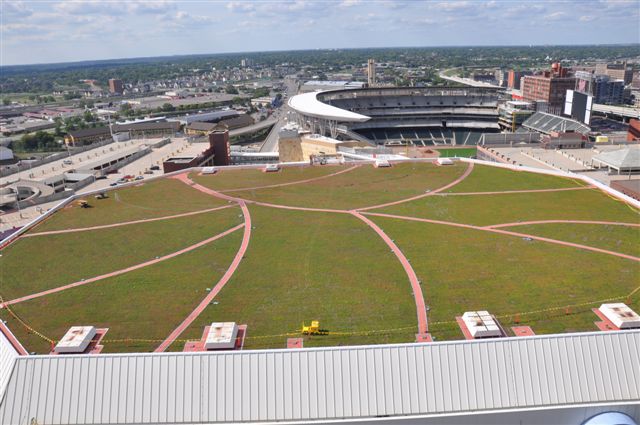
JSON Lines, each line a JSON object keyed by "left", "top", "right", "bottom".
{"left": 0, "top": 224, "right": 245, "bottom": 308}
{"left": 155, "top": 203, "right": 253, "bottom": 352}
{"left": 486, "top": 219, "right": 640, "bottom": 230}
{"left": 357, "top": 162, "right": 475, "bottom": 212}
{"left": 173, "top": 173, "right": 350, "bottom": 214}
{"left": 24, "top": 204, "right": 236, "bottom": 237}
{"left": 219, "top": 165, "right": 360, "bottom": 193}
{"left": 434, "top": 186, "right": 595, "bottom": 196}
{"left": 351, "top": 212, "right": 428, "bottom": 335}
{"left": 363, "top": 212, "right": 640, "bottom": 262}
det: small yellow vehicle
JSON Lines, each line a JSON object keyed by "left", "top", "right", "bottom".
{"left": 301, "top": 321, "right": 321, "bottom": 335}
{"left": 77, "top": 199, "right": 90, "bottom": 208}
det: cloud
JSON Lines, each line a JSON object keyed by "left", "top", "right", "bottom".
{"left": 544, "top": 11, "right": 567, "bottom": 20}
{"left": 2, "top": 1, "right": 33, "bottom": 18}
{"left": 579, "top": 15, "right": 596, "bottom": 22}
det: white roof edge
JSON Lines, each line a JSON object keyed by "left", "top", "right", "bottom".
{"left": 288, "top": 91, "right": 371, "bottom": 122}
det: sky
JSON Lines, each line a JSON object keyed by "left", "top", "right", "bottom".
{"left": 1, "top": 0, "right": 639, "bottom": 66}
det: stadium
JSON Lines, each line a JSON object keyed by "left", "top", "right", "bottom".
{"left": 1, "top": 158, "right": 639, "bottom": 424}
{"left": 288, "top": 87, "right": 502, "bottom": 146}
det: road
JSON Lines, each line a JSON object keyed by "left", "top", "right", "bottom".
{"left": 438, "top": 70, "right": 503, "bottom": 89}
{"left": 259, "top": 77, "right": 299, "bottom": 153}
{"left": 229, "top": 118, "right": 277, "bottom": 138}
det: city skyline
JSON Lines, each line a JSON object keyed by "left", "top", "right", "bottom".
{"left": 2, "top": 0, "right": 639, "bottom": 66}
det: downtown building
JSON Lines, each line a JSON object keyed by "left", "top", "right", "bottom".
{"left": 575, "top": 71, "right": 625, "bottom": 105}
{"left": 521, "top": 63, "right": 575, "bottom": 115}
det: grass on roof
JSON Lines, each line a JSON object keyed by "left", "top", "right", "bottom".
{"left": 369, "top": 216, "right": 640, "bottom": 341}
{"left": 377, "top": 188, "right": 639, "bottom": 227}
{"left": 445, "top": 164, "right": 584, "bottom": 193}
{"left": 33, "top": 178, "right": 229, "bottom": 232}
{"left": 505, "top": 223, "right": 640, "bottom": 258}
{"left": 190, "top": 164, "right": 350, "bottom": 192}
{"left": 0, "top": 231, "right": 242, "bottom": 354}
{"left": 171, "top": 205, "right": 419, "bottom": 350}
{"left": 219, "top": 162, "right": 468, "bottom": 210}
{"left": 1, "top": 207, "right": 242, "bottom": 300}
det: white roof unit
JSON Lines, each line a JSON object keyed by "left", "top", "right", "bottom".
{"left": 374, "top": 158, "right": 391, "bottom": 168}
{"left": 201, "top": 167, "right": 217, "bottom": 174}
{"left": 205, "top": 322, "right": 238, "bottom": 350}
{"left": 600, "top": 303, "right": 640, "bottom": 329}
{"left": 54, "top": 326, "right": 96, "bottom": 354}
{"left": 462, "top": 311, "right": 502, "bottom": 338}
{"left": 437, "top": 157, "right": 454, "bottom": 165}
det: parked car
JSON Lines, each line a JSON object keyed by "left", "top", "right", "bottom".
{"left": 150, "top": 165, "right": 160, "bottom": 171}
{"left": 134, "top": 175, "right": 144, "bottom": 181}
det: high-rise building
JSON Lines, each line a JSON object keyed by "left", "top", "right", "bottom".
{"left": 595, "top": 62, "right": 633, "bottom": 85}
{"left": 210, "top": 123, "right": 230, "bottom": 166}
{"left": 367, "top": 59, "right": 376, "bottom": 87}
{"left": 507, "top": 70, "right": 532, "bottom": 90}
{"left": 108, "top": 79, "right": 123, "bottom": 94}
{"left": 575, "top": 71, "right": 624, "bottom": 105}
{"left": 521, "top": 64, "right": 575, "bottom": 115}
{"left": 494, "top": 69, "right": 509, "bottom": 87}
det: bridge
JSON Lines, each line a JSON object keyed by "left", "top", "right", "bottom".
{"left": 592, "top": 104, "right": 640, "bottom": 120}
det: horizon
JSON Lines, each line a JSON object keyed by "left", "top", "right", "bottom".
{"left": 2, "top": 0, "right": 639, "bottom": 67}
{"left": 3, "top": 42, "right": 640, "bottom": 68}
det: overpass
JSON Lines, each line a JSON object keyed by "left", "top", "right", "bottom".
{"left": 438, "top": 72, "right": 503, "bottom": 89}
{"left": 229, "top": 118, "right": 277, "bottom": 138}
{"left": 592, "top": 104, "right": 640, "bottom": 120}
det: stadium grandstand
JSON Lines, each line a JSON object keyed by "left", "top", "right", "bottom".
{"left": 288, "top": 87, "right": 502, "bottom": 146}
{"left": 518, "top": 111, "right": 591, "bottom": 136}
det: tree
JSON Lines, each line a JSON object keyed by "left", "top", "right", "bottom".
{"left": 83, "top": 110, "right": 95, "bottom": 122}
{"left": 17, "top": 131, "right": 58, "bottom": 151}
{"left": 225, "top": 85, "right": 238, "bottom": 95}
{"left": 161, "top": 103, "right": 175, "bottom": 112}
{"left": 53, "top": 117, "right": 64, "bottom": 136}
{"left": 2, "top": 98, "right": 11, "bottom": 106}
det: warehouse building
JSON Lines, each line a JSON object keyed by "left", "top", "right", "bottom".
{"left": 1, "top": 328, "right": 639, "bottom": 424}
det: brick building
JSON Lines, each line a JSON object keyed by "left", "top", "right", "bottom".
{"left": 521, "top": 64, "right": 575, "bottom": 115}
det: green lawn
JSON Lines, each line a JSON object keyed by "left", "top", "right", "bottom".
{"left": 1, "top": 207, "right": 242, "bottom": 300}
{"left": 505, "top": 223, "right": 640, "bottom": 258}
{"left": 220, "top": 162, "right": 468, "bottom": 210}
{"left": 446, "top": 164, "right": 584, "bottom": 193}
{"left": 191, "top": 165, "right": 349, "bottom": 191}
{"left": 369, "top": 216, "right": 640, "bottom": 341}
{"left": 172, "top": 205, "right": 419, "bottom": 350}
{"left": 34, "top": 178, "right": 229, "bottom": 232}
{"left": 0, "top": 231, "right": 242, "bottom": 354}
{"left": 378, "top": 188, "right": 640, "bottom": 227}
{"left": 437, "top": 148, "right": 477, "bottom": 158}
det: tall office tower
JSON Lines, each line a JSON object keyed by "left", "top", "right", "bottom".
{"left": 367, "top": 59, "right": 376, "bottom": 87}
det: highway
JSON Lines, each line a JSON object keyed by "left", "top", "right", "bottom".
{"left": 438, "top": 70, "right": 503, "bottom": 89}
{"left": 229, "top": 118, "right": 277, "bottom": 138}
{"left": 259, "top": 78, "right": 299, "bottom": 153}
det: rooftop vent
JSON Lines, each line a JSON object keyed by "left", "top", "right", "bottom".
{"left": 599, "top": 303, "right": 640, "bottom": 329}
{"left": 205, "top": 322, "right": 239, "bottom": 350}
{"left": 54, "top": 326, "right": 96, "bottom": 354}
{"left": 462, "top": 311, "right": 502, "bottom": 338}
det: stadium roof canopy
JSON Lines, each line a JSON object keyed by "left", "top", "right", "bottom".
{"left": 519, "top": 112, "right": 590, "bottom": 135}
{"left": 593, "top": 146, "right": 640, "bottom": 171}
{"left": 1, "top": 330, "right": 639, "bottom": 424}
{"left": 288, "top": 92, "right": 371, "bottom": 122}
